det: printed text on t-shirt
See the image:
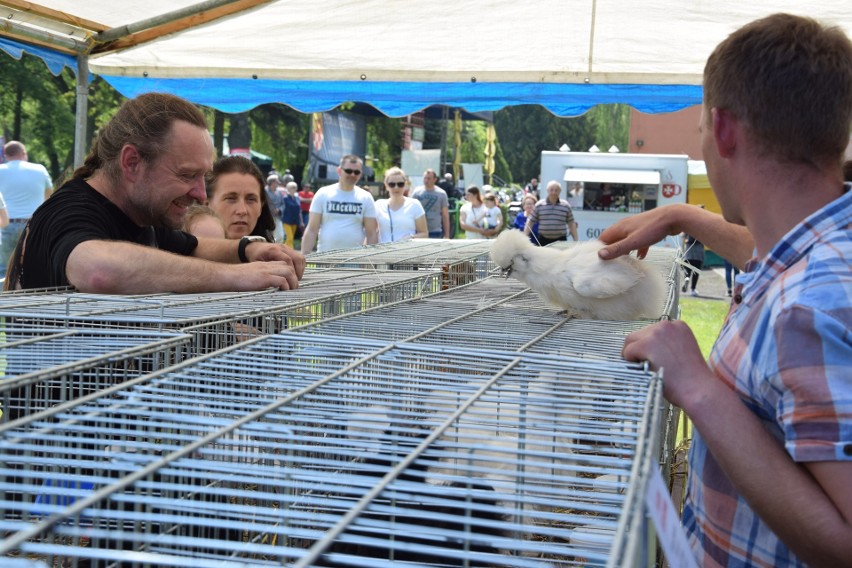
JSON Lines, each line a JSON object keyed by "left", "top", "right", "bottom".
{"left": 326, "top": 201, "right": 364, "bottom": 215}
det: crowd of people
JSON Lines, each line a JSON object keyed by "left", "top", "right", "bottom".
{"left": 0, "top": 12, "right": 849, "bottom": 567}
{"left": 0, "top": 126, "right": 571, "bottom": 278}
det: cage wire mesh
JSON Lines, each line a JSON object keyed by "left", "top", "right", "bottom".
{"left": 307, "top": 239, "right": 496, "bottom": 289}
{"left": 0, "top": 334, "right": 663, "bottom": 568}
{"left": 295, "top": 270, "right": 670, "bottom": 361}
{"left": 0, "top": 325, "right": 192, "bottom": 424}
{"left": 0, "top": 269, "right": 440, "bottom": 355}
{"left": 291, "top": 271, "right": 680, "bottom": 509}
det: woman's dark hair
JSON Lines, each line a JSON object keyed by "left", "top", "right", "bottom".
{"left": 465, "top": 185, "right": 482, "bottom": 204}
{"left": 205, "top": 155, "right": 276, "bottom": 242}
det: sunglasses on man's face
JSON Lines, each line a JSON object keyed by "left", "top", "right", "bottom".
{"left": 386, "top": 181, "right": 405, "bottom": 188}
{"left": 342, "top": 168, "right": 362, "bottom": 176}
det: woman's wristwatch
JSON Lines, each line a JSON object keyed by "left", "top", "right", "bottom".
{"left": 238, "top": 235, "right": 267, "bottom": 263}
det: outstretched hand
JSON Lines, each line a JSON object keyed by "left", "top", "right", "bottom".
{"left": 622, "top": 319, "right": 715, "bottom": 410}
{"left": 598, "top": 204, "right": 687, "bottom": 260}
{"left": 229, "top": 260, "right": 301, "bottom": 291}
{"left": 245, "top": 242, "right": 306, "bottom": 279}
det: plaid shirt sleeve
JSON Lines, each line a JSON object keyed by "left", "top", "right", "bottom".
{"left": 685, "top": 187, "right": 852, "bottom": 567}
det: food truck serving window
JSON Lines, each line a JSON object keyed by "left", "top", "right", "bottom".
{"left": 562, "top": 168, "right": 661, "bottom": 185}
{"left": 563, "top": 169, "right": 661, "bottom": 213}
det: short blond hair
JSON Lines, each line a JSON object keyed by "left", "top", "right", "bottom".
{"left": 183, "top": 204, "right": 226, "bottom": 234}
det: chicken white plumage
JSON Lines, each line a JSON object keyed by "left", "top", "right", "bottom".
{"left": 490, "top": 230, "right": 665, "bottom": 320}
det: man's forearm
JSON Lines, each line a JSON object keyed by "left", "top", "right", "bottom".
{"left": 364, "top": 218, "right": 378, "bottom": 245}
{"left": 66, "top": 240, "right": 240, "bottom": 294}
{"left": 193, "top": 237, "right": 242, "bottom": 263}
{"left": 300, "top": 227, "right": 318, "bottom": 254}
{"left": 685, "top": 380, "right": 852, "bottom": 566}
{"left": 674, "top": 206, "right": 753, "bottom": 268}
{"left": 599, "top": 204, "right": 754, "bottom": 267}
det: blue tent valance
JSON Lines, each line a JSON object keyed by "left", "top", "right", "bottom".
{"left": 0, "top": 37, "right": 78, "bottom": 76}
{"left": 102, "top": 76, "right": 703, "bottom": 118}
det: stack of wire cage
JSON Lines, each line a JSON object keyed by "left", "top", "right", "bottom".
{"left": 0, "top": 335, "right": 661, "bottom": 567}
{"left": 0, "top": 268, "right": 440, "bottom": 356}
{"left": 0, "top": 240, "right": 685, "bottom": 567}
{"left": 0, "top": 324, "right": 192, "bottom": 424}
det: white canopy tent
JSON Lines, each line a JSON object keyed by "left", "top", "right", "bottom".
{"left": 1, "top": 0, "right": 850, "bottom": 161}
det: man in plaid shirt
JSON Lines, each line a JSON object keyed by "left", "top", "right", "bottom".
{"left": 598, "top": 13, "right": 852, "bottom": 567}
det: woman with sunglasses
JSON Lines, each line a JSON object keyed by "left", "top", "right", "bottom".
{"left": 374, "top": 167, "right": 428, "bottom": 243}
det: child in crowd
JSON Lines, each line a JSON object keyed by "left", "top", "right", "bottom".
{"left": 183, "top": 204, "right": 227, "bottom": 239}
{"left": 481, "top": 193, "right": 504, "bottom": 238}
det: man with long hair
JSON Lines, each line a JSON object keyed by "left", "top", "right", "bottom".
{"left": 9, "top": 93, "right": 304, "bottom": 292}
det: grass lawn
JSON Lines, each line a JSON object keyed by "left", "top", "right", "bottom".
{"left": 678, "top": 297, "right": 730, "bottom": 358}
{"left": 673, "top": 297, "right": 730, "bottom": 443}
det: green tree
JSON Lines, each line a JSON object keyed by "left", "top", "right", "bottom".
{"left": 0, "top": 52, "right": 127, "bottom": 183}
{"left": 248, "top": 104, "right": 309, "bottom": 178}
{"left": 366, "top": 114, "right": 403, "bottom": 179}
{"left": 494, "top": 104, "right": 631, "bottom": 185}
{"left": 0, "top": 54, "right": 76, "bottom": 181}
{"left": 0, "top": 50, "right": 631, "bottom": 191}
{"left": 586, "top": 104, "right": 631, "bottom": 152}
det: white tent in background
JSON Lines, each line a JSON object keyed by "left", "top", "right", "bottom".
{"left": 1, "top": 0, "right": 851, "bottom": 161}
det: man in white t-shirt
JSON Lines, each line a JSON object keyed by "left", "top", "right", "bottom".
{"left": 0, "top": 141, "right": 52, "bottom": 277}
{"left": 300, "top": 155, "right": 378, "bottom": 253}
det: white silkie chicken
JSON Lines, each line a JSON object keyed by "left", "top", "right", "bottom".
{"left": 490, "top": 230, "right": 665, "bottom": 320}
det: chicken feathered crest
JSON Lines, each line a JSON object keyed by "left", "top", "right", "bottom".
{"left": 490, "top": 230, "right": 665, "bottom": 320}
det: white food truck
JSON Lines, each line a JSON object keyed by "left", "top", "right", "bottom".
{"left": 539, "top": 150, "right": 689, "bottom": 243}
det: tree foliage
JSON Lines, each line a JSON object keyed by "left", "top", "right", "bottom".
{"left": 0, "top": 52, "right": 128, "bottom": 183}
{"left": 366, "top": 114, "right": 403, "bottom": 180}
{"left": 246, "top": 104, "right": 309, "bottom": 179}
{"left": 494, "top": 104, "right": 630, "bottom": 185}
{"left": 0, "top": 54, "right": 75, "bottom": 181}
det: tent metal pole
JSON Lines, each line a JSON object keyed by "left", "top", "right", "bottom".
{"left": 95, "top": 0, "right": 266, "bottom": 43}
{"left": 74, "top": 53, "right": 89, "bottom": 168}
{"left": 0, "top": 16, "right": 84, "bottom": 53}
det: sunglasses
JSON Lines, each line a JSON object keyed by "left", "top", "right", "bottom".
{"left": 342, "top": 168, "right": 362, "bottom": 176}
{"left": 386, "top": 181, "right": 405, "bottom": 188}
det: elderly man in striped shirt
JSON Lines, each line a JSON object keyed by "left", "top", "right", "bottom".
{"left": 523, "top": 180, "right": 578, "bottom": 246}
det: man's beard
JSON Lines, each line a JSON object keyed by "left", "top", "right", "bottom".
{"left": 135, "top": 175, "right": 195, "bottom": 230}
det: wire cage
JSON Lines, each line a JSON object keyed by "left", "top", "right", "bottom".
{"left": 0, "top": 324, "right": 192, "bottom": 424}
{"left": 294, "top": 251, "right": 683, "bottom": 525}
{"left": 0, "top": 334, "right": 663, "bottom": 567}
{"left": 293, "top": 273, "right": 680, "bottom": 501}
{"left": 294, "top": 273, "right": 668, "bottom": 361}
{"left": 307, "top": 239, "right": 496, "bottom": 290}
{"left": 0, "top": 269, "right": 440, "bottom": 355}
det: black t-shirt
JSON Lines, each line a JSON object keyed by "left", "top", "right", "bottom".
{"left": 437, "top": 180, "right": 462, "bottom": 200}
{"left": 19, "top": 177, "right": 198, "bottom": 289}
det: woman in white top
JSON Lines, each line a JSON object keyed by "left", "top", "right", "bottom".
{"left": 458, "top": 186, "right": 489, "bottom": 239}
{"left": 374, "top": 166, "right": 428, "bottom": 243}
